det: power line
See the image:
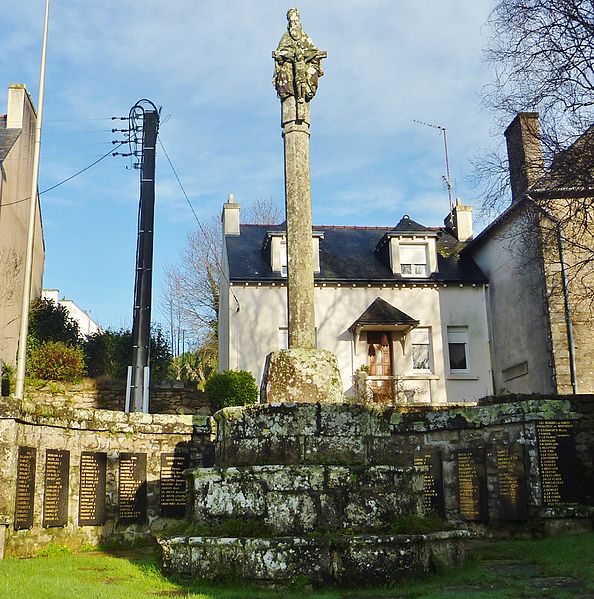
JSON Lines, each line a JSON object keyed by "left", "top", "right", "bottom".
{"left": 1, "top": 142, "right": 126, "bottom": 206}
{"left": 158, "top": 137, "right": 240, "bottom": 312}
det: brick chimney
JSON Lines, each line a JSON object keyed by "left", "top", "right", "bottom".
{"left": 221, "top": 193, "right": 240, "bottom": 236}
{"left": 504, "top": 112, "right": 543, "bottom": 203}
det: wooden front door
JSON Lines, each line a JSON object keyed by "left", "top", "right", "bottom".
{"left": 367, "top": 332, "right": 392, "bottom": 376}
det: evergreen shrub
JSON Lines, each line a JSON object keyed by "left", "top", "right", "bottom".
{"left": 82, "top": 327, "right": 172, "bottom": 381}
{"left": 205, "top": 370, "right": 258, "bottom": 411}
{"left": 27, "top": 341, "right": 85, "bottom": 382}
{"left": 1, "top": 362, "right": 15, "bottom": 396}
{"left": 28, "top": 298, "right": 80, "bottom": 345}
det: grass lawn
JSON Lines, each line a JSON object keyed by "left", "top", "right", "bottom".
{"left": 0, "top": 533, "right": 592, "bottom": 598}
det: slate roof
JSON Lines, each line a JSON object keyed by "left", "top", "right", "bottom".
{"left": 0, "top": 128, "right": 20, "bottom": 162}
{"left": 350, "top": 297, "right": 419, "bottom": 330}
{"left": 391, "top": 215, "right": 434, "bottom": 234}
{"left": 225, "top": 223, "right": 487, "bottom": 284}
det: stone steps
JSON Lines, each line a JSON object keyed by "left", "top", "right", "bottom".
{"left": 159, "top": 531, "right": 470, "bottom": 584}
{"left": 189, "top": 464, "right": 423, "bottom": 535}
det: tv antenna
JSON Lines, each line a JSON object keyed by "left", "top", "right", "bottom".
{"left": 414, "top": 119, "right": 453, "bottom": 212}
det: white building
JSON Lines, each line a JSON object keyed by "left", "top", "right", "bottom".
{"left": 219, "top": 197, "right": 493, "bottom": 404}
{"left": 42, "top": 289, "right": 100, "bottom": 337}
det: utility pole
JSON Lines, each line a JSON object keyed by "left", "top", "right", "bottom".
{"left": 125, "top": 102, "right": 159, "bottom": 412}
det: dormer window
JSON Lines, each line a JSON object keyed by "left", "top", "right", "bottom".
{"left": 264, "top": 230, "right": 323, "bottom": 276}
{"left": 375, "top": 216, "right": 438, "bottom": 278}
{"left": 399, "top": 244, "right": 428, "bottom": 277}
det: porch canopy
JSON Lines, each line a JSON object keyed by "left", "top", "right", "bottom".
{"left": 349, "top": 297, "right": 419, "bottom": 354}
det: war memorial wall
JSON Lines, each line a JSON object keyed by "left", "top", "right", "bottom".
{"left": 0, "top": 396, "right": 212, "bottom": 556}
{"left": 0, "top": 393, "right": 592, "bottom": 557}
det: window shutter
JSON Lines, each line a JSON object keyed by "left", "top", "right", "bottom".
{"left": 400, "top": 245, "right": 426, "bottom": 264}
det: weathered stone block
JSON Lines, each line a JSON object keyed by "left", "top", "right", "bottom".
{"left": 262, "top": 349, "right": 343, "bottom": 403}
{"left": 304, "top": 435, "right": 368, "bottom": 465}
{"left": 319, "top": 403, "right": 372, "bottom": 436}
{"left": 216, "top": 435, "right": 305, "bottom": 466}
{"left": 265, "top": 492, "right": 317, "bottom": 533}
{"left": 158, "top": 532, "right": 470, "bottom": 584}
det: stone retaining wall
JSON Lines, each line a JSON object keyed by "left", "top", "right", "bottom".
{"left": 0, "top": 397, "right": 213, "bottom": 557}
{"left": 23, "top": 378, "right": 211, "bottom": 415}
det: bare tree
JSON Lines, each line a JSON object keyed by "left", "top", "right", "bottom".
{"left": 160, "top": 198, "right": 282, "bottom": 353}
{"left": 476, "top": 0, "right": 594, "bottom": 214}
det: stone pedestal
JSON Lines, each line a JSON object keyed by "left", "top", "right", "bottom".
{"left": 262, "top": 348, "right": 343, "bottom": 404}
{"left": 158, "top": 403, "right": 469, "bottom": 584}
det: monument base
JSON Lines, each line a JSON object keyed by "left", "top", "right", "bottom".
{"left": 261, "top": 348, "right": 343, "bottom": 403}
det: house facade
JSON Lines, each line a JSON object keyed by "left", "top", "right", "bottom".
{"left": 219, "top": 198, "right": 493, "bottom": 404}
{"left": 466, "top": 114, "right": 594, "bottom": 395}
{"left": 0, "top": 84, "right": 45, "bottom": 366}
{"left": 218, "top": 114, "right": 594, "bottom": 403}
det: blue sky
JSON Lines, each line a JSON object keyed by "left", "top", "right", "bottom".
{"left": 0, "top": 1, "right": 503, "bottom": 331}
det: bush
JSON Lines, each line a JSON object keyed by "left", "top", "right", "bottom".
{"left": 1, "top": 362, "right": 15, "bottom": 396}
{"left": 27, "top": 341, "right": 85, "bottom": 382}
{"left": 28, "top": 298, "right": 80, "bottom": 345}
{"left": 82, "top": 326, "right": 172, "bottom": 381}
{"left": 205, "top": 370, "right": 258, "bottom": 412}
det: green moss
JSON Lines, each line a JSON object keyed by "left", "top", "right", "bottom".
{"left": 386, "top": 513, "right": 452, "bottom": 535}
{"left": 181, "top": 518, "right": 274, "bottom": 538}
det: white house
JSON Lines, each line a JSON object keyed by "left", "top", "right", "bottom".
{"left": 42, "top": 289, "right": 100, "bottom": 337}
{"left": 218, "top": 113, "right": 594, "bottom": 404}
{"left": 219, "top": 197, "right": 493, "bottom": 404}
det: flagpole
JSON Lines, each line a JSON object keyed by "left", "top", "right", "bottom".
{"left": 15, "top": 0, "right": 51, "bottom": 399}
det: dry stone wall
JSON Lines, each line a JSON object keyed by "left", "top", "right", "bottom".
{"left": 22, "top": 379, "right": 211, "bottom": 415}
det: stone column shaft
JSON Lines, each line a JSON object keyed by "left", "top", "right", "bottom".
{"left": 282, "top": 97, "right": 316, "bottom": 349}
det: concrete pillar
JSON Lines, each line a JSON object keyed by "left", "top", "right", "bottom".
{"left": 282, "top": 98, "right": 316, "bottom": 350}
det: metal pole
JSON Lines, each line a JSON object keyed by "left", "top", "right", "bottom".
{"left": 15, "top": 0, "right": 51, "bottom": 399}
{"left": 129, "top": 109, "right": 158, "bottom": 412}
{"left": 441, "top": 127, "right": 453, "bottom": 212}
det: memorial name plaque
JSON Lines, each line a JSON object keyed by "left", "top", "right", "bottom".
{"left": 495, "top": 443, "right": 528, "bottom": 520}
{"left": 160, "top": 453, "right": 189, "bottom": 518}
{"left": 118, "top": 452, "right": 147, "bottom": 524}
{"left": 14, "top": 447, "right": 36, "bottom": 530}
{"left": 456, "top": 447, "right": 488, "bottom": 522}
{"left": 43, "top": 449, "right": 70, "bottom": 528}
{"left": 536, "top": 420, "right": 581, "bottom": 505}
{"left": 413, "top": 448, "right": 445, "bottom": 516}
{"left": 78, "top": 452, "right": 107, "bottom": 526}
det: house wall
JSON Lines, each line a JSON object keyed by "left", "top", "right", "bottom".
{"left": 224, "top": 282, "right": 492, "bottom": 404}
{"left": 538, "top": 198, "right": 594, "bottom": 394}
{"left": 0, "top": 85, "right": 45, "bottom": 366}
{"left": 41, "top": 290, "right": 100, "bottom": 337}
{"left": 471, "top": 207, "right": 554, "bottom": 395}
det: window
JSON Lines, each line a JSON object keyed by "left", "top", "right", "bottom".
{"left": 400, "top": 244, "right": 427, "bottom": 277}
{"left": 280, "top": 240, "right": 287, "bottom": 277}
{"left": 411, "top": 328, "right": 431, "bottom": 371}
{"left": 447, "top": 327, "right": 469, "bottom": 371}
{"left": 367, "top": 332, "right": 392, "bottom": 376}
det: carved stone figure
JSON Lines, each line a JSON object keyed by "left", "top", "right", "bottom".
{"left": 273, "top": 8, "right": 326, "bottom": 103}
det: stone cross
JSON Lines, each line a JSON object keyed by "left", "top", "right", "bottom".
{"left": 273, "top": 8, "right": 326, "bottom": 350}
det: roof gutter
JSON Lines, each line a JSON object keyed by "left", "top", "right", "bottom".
{"left": 526, "top": 195, "right": 578, "bottom": 394}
